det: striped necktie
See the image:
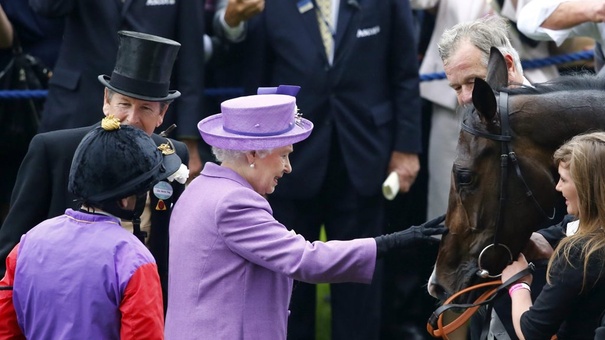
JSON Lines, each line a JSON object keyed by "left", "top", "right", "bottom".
{"left": 315, "top": 0, "right": 333, "bottom": 62}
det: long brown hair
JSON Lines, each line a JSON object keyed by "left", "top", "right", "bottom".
{"left": 547, "top": 132, "right": 605, "bottom": 290}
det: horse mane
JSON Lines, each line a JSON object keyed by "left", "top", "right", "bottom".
{"left": 500, "top": 73, "right": 605, "bottom": 95}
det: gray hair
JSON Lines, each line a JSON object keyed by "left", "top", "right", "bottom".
{"left": 438, "top": 15, "right": 523, "bottom": 74}
{"left": 212, "top": 147, "right": 273, "bottom": 163}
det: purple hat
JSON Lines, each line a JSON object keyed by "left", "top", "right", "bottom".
{"left": 198, "top": 94, "right": 313, "bottom": 150}
{"left": 257, "top": 85, "right": 301, "bottom": 96}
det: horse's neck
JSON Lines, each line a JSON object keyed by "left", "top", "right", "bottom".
{"left": 513, "top": 91, "right": 605, "bottom": 148}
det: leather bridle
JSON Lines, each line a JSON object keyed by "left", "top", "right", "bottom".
{"left": 460, "top": 91, "right": 555, "bottom": 279}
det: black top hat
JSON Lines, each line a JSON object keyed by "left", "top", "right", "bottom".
{"left": 98, "top": 31, "right": 181, "bottom": 102}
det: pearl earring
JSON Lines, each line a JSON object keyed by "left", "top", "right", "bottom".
{"left": 249, "top": 163, "right": 255, "bottom": 168}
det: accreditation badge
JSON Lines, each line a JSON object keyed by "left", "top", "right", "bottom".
{"left": 153, "top": 181, "right": 173, "bottom": 210}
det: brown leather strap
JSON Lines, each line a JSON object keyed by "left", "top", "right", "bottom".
{"left": 427, "top": 264, "right": 535, "bottom": 339}
{"left": 426, "top": 280, "right": 501, "bottom": 339}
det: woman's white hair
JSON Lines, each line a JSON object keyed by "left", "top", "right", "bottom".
{"left": 212, "top": 147, "right": 273, "bottom": 163}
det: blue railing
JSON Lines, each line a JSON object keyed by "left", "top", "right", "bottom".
{"left": 419, "top": 49, "right": 594, "bottom": 82}
{"left": 0, "top": 50, "right": 596, "bottom": 100}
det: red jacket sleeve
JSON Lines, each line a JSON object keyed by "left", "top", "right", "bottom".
{"left": 119, "top": 262, "right": 164, "bottom": 340}
{"left": 0, "top": 244, "right": 25, "bottom": 340}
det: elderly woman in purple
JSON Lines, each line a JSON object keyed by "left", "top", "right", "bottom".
{"left": 164, "top": 86, "right": 445, "bottom": 339}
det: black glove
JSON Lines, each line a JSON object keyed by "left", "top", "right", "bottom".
{"left": 374, "top": 214, "right": 446, "bottom": 258}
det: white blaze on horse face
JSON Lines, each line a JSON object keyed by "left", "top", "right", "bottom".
{"left": 556, "top": 164, "right": 579, "bottom": 216}
{"left": 428, "top": 268, "right": 440, "bottom": 298}
{"left": 444, "top": 40, "right": 488, "bottom": 106}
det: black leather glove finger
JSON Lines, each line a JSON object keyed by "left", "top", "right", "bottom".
{"left": 374, "top": 223, "right": 444, "bottom": 258}
{"left": 407, "top": 224, "right": 445, "bottom": 242}
{"left": 420, "top": 224, "right": 447, "bottom": 237}
{"left": 421, "top": 214, "right": 446, "bottom": 229}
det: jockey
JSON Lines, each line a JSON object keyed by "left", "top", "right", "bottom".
{"left": 0, "top": 116, "right": 181, "bottom": 339}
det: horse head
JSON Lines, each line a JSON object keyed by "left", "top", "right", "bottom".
{"left": 428, "top": 48, "right": 565, "bottom": 301}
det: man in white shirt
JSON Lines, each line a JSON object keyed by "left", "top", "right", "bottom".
{"left": 411, "top": 0, "right": 558, "bottom": 220}
{"left": 518, "top": 0, "right": 605, "bottom": 71}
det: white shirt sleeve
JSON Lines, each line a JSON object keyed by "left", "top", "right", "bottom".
{"left": 215, "top": 8, "right": 247, "bottom": 43}
{"left": 517, "top": 0, "right": 603, "bottom": 46}
{"left": 408, "top": 0, "right": 440, "bottom": 10}
{"left": 499, "top": 0, "right": 533, "bottom": 22}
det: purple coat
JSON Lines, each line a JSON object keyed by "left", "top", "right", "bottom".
{"left": 12, "top": 209, "right": 159, "bottom": 339}
{"left": 165, "top": 163, "right": 376, "bottom": 339}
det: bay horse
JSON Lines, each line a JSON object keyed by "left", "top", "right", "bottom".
{"left": 428, "top": 48, "right": 605, "bottom": 301}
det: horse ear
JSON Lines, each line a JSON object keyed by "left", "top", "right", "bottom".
{"left": 485, "top": 47, "right": 508, "bottom": 89}
{"left": 473, "top": 78, "right": 497, "bottom": 121}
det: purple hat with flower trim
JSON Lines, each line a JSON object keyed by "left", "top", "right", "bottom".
{"left": 197, "top": 85, "right": 313, "bottom": 150}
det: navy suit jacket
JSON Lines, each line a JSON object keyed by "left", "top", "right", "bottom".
{"left": 240, "top": 0, "right": 422, "bottom": 198}
{"left": 28, "top": 0, "right": 205, "bottom": 140}
{"left": 0, "top": 125, "right": 188, "bottom": 291}
{"left": 0, "top": 0, "right": 63, "bottom": 69}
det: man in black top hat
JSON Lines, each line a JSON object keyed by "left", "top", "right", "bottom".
{"left": 0, "top": 31, "right": 189, "bottom": 306}
{"left": 28, "top": 0, "right": 204, "bottom": 181}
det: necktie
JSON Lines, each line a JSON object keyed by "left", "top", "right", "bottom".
{"left": 315, "top": 0, "right": 333, "bottom": 61}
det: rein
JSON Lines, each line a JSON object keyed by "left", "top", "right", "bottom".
{"left": 426, "top": 263, "right": 535, "bottom": 339}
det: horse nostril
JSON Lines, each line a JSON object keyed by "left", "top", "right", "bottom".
{"left": 428, "top": 283, "right": 449, "bottom": 301}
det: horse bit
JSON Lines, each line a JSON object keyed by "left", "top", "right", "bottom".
{"left": 461, "top": 91, "right": 555, "bottom": 279}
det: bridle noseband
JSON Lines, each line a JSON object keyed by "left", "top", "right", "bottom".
{"left": 460, "top": 91, "right": 555, "bottom": 278}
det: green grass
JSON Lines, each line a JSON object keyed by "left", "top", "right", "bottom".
{"left": 316, "top": 283, "right": 331, "bottom": 340}
{"left": 316, "top": 227, "right": 331, "bottom": 340}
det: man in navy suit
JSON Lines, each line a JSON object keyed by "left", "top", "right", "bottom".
{"left": 0, "top": 0, "right": 63, "bottom": 225}
{"left": 28, "top": 0, "right": 204, "bottom": 178}
{"left": 215, "top": 1, "right": 423, "bottom": 339}
{"left": 0, "top": 31, "right": 188, "bottom": 307}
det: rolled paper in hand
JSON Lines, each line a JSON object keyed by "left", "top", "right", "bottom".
{"left": 382, "top": 171, "right": 399, "bottom": 201}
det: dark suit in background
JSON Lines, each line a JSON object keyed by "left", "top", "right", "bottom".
{"left": 0, "top": 0, "right": 63, "bottom": 69}
{"left": 0, "top": 125, "right": 188, "bottom": 302}
{"left": 237, "top": 0, "right": 422, "bottom": 338}
{"left": 0, "top": 0, "right": 63, "bottom": 224}
{"left": 28, "top": 0, "right": 205, "bottom": 143}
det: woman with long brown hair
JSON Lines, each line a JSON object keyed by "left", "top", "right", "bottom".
{"left": 502, "top": 132, "right": 605, "bottom": 339}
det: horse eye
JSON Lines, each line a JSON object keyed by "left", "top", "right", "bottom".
{"left": 456, "top": 170, "right": 474, "bottom": 186}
